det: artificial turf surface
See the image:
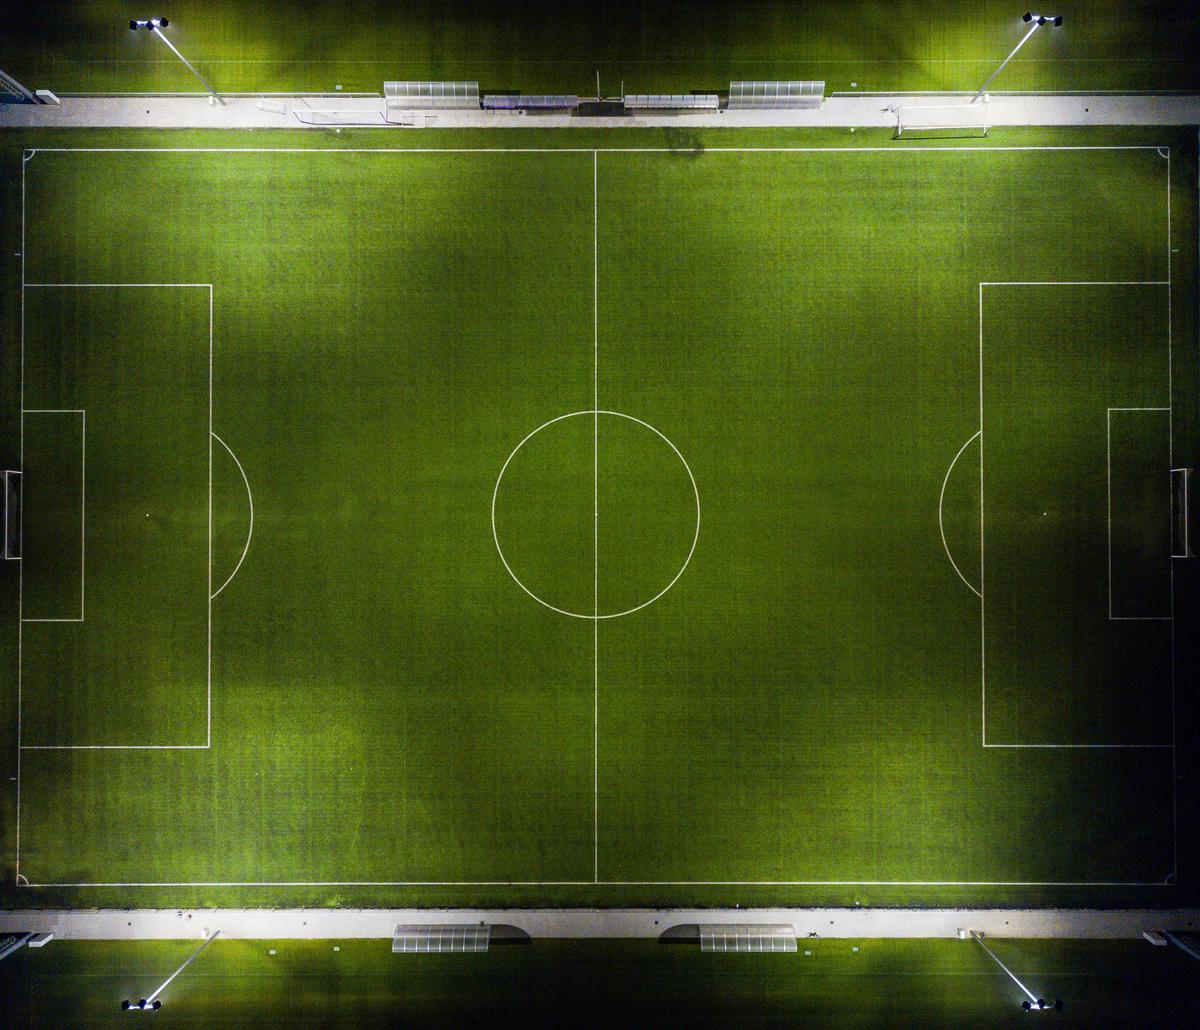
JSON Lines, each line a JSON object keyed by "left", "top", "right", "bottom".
{"left": 3, "top": 937, "right": 1200, "bottom": 1028}
{"left": 0, "top": 126, "right": 1196, "bottom": 910}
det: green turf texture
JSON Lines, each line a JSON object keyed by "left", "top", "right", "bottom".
{"left": 3, "top": 937, "right": 1200, "bottom": 1028}
{"left": 1, "top": 1, "right": 1199, "bottom": 96}
{"left": 0, "top": 127, "right": 1197, "bottom": 910}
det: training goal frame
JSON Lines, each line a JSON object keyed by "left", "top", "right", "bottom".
{"left": 893, "top": 97, "right": 990, "bottom": 138}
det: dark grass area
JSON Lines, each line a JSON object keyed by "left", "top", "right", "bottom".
{"left": 1, "top": 1, "right": 1199, "bottom": 96}
{"left": 2, "top": 937, "right": 1199, "bottom": 1028}
{"left": 0, "top": 125, "right": 1196, "bottom": 912}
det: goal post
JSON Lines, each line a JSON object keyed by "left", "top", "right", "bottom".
{"left": 894, "top": 97, "right": 990, "bottom": 138}
{"left": 293, "top": 96, "right": 385, "bottom": 126}
{"left": 1172, "top": 468, "right": 1193, "bottom": 558}
{"left": 3, "top": 470, "right": 20, "bottom": 559}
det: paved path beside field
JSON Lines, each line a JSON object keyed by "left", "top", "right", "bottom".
{"left": 1, "top": 907, "right": 1197, "bottom": 940}
{"left": 2, "top": 92, "right": 1198, "bottom": 130}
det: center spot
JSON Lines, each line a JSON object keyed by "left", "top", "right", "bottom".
{"left": 492, "top": 410, "right": 699, "bottom": 619}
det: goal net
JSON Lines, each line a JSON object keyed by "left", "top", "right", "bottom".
{"left": 293, "top": 96, "right": 385, "bottom": 126}
{"left": 3, "top": 471, "right": 20, "bottom": 560}
{"left": 894, "top": 98, "right": 989, "bottom": 138}
{"left": 1172, "top": 468, "right": 1193, "bottom": 558}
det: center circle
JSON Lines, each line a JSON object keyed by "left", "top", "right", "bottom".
{"left": 491, "top": 410, "right": 700, "bottom": 620}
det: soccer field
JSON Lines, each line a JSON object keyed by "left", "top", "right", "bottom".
{"left": 4, "top": 128, "right": 1197, "bottom": 908}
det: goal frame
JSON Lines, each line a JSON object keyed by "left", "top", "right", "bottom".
{"left": 894, "top": 97, "right": 990, "bottom": 139}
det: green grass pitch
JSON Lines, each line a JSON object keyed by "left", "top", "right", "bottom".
{"left": 2, "top": 127, "right": 1196, "bottom": 910}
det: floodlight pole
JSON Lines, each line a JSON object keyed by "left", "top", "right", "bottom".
{"left": 133, "top": 19, "right": 223, "bottom": 105}
{"left": 972, "top": 14, "right": 1061, "bottom": 103}
{"left": 123, "top": 930, "right": 220, "bottom": 1011}
{"left": 970, "top": 931, "right": 1059, "bottom": 1011}
{"left": 153, "top": 25, "right": 223, "bottom": 104}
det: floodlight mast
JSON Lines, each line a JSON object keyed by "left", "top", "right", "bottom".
{"left": 972, "top": 12, "right": 1063, "bottom": 103}
{"left": 121, "top": 930, "right": 220, "bottom": 1012}
{"left": 129, "top": 18, "right": 224, "bottom": 105}
{"left": 969, "top": 930, "right": 1062, "bottom": 1011}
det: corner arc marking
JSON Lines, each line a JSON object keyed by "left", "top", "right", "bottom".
{"left": 939, "top": 430, "right": 983, "bottom": 599}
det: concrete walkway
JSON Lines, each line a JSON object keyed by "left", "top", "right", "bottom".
{"left": 1, "top": 907, "right": 1197, "bottom": 940}
{"left": 2, "top": 93, "right": 1198, "bottom": 131}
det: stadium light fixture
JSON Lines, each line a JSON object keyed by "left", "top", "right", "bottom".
{"left": 121, "top": 930, "right": 220, "bottom": 1013}
{"left": 129, "top": 17, "right": 223, "bottom": 105}
{"left": 969, "top": 931, "right": 1063, "bottom": 1012}
{"left": 972, "top": 12, "right": 1064, "bottom": 102}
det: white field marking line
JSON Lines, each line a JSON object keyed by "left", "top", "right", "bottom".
{"left": 16, "top": 152, "right": 24, "bottom": 881}
{"left": 24, "top": 282, "right": 211, "bottom": 287}
{"left": 15, "top": 282, "right": 213, "bottom": 752}
{"left": 980, "top": 279, "right": 1175, "bottom": 750}
{"left": 592, "top": 149, "right": 600, "bottom": 885}
{"left": 491, "top": 410, "right": 700, "bottom": 621}
{"left": 18, "top": 409, "right": 86, "bottom": 623}
{"left": 938, "top": 430, "right": 983, "bottom": 599}
{"left": 207, "top": 286, "right": 213, "bottom": 749}
{"left": 24, "top": 146, "right": 1170, "bottom": 154}
{"left": 209, "top": 433, "right": 254, "bottom": 600}
{"left": 2, "top": 471, "right": 9, "bottom": 560}
{"left": 1107, "top": 406, "right": 1173, "bottom": 621}
{"left": 978, "top": 283, "right": 985, "bottom": 747}
{"left": 19, "top": 146, "right": 1176, "bottom": 889}
{"left": 978, "top": 280, "right": 1169, "bottom": 286}
{"left": 983, "top": 743, "right": 1172, "bottom": 749}
{"left": 21, "top": 744, "right": 209, "bottom": 751}
{"left": 1167, "top": 143, "right": 1177, "bottom": 883}
{"left": 0, "top": 872, "right": 1166, "bottom": 887}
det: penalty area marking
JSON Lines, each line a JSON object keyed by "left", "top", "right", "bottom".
{"left": 491, "top": 409, "right": 700, "bottom": 621}
{"left": 16, "top": 283, "right": 213, "bottom": 757}
{"left": 979, "top": 279, "right": 1174, "bottom": 751}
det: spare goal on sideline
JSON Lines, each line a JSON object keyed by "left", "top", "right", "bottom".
{"left": 893, "top": 97, "right": 990, "bottom": 138}
{"left": 3, "top": 470, "right": 20, "bottom": 560}
{"left": 293, "top": 96, "right": 384, "bottom": 126}
{"left": 1173, "top": 467, "right": 1193, "bottom": 558}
